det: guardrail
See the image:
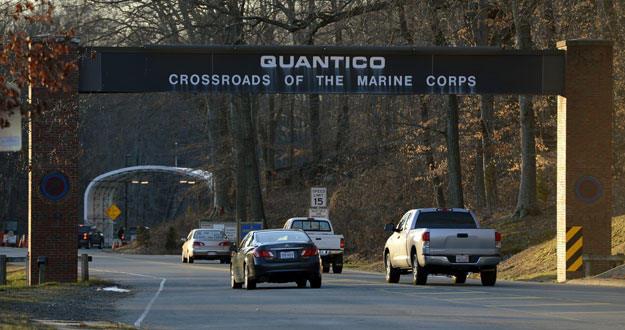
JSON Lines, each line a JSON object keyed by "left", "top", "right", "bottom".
{"left": 0, "top": 254, "right": 93, "bottom": 285}
{"left": 582, "top": 253, "right": 625, "bottom": 277}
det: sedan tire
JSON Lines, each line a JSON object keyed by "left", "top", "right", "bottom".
{"left": 231, "top": 265, "right": 242, "bottom": 289}
{"left": 182, "top": 252, "right": 187, "bottom": 263}
{"left": 244, "top": 264, "right": 256, "bottom": 290}
{"left": 454, "top": 273, "right": 467, "bottom": 284}
{"left": 309, "top": 276, "right": 322, "bottom": 288}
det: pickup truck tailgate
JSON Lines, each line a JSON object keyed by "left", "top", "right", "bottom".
{"left": 428, "top": 229, "right": 498, "bottom": 255}
{"left": 307, "top": 233, "right": 342, "bottom": 251}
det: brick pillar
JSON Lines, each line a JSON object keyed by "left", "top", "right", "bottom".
{"left": 28, "top": 40, "right": 80, "bottom": 284}
{"left": 556, "top": 39, "right": 613, "bottom": 282}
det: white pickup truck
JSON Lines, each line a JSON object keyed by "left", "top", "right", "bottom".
{"left": 283, "top": 217, "right": 344, "bottom": 273}
{"left": 384, "top": 208, "right": 501, "bottom": 286}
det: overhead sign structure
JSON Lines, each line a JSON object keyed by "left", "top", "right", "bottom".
{"left": 79, "top": 46, "right": 564, "bottom": 95}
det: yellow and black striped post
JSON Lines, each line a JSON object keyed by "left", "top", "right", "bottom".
{"left": 566, "top": 226, "right": 583, "bottom": 272}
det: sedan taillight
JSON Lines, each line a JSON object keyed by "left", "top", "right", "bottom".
{"left": 300, "top": 248, "right": 319, "bottom": 257}
{"left": 219, "top": 242, "right": 231, "bottom": 246}
{"left": 253, "top": 249, "right": 274, "bottom": 258}
{"left": 83, "top": 233, "right": 87, "bottom": 240}
{"left": 193, "top": 241, "right": 205, "bottom": 247}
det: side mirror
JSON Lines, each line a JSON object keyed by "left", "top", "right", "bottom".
{"left": 384, "top": 223, "right": 396, "bottom": 232}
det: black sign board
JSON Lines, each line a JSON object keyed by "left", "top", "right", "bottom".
{"left": 79, "top": 45, "right": 564, "bottom": 95}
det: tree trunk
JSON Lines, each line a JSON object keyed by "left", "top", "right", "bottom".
{"left": 475, "top": 139, "right": 486, "bottom": 208}
{"left": 309, "top": 93, "right": 322, "bottom": 166}
{"left": 481, "top": 95, "right": 498, "bottom": 208}
{"left": 446, "top": 94, "right": 464, "bottom": 208}
{"left": 229, "top": 98, "right": 248, "bottom": 222}
{"left": 241, "top": 95, "right": 267, "bottom": 227}
{"left": 420, "top": 98, "right": 446, "bottom": 207}
{"left": 205, "top": 95, "right": 233, "bottom": 219}
{"left": 512, "top": 0, "right": 540, "bottom": 218}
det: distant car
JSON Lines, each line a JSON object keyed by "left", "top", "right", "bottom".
{"left": 181, "top": 229, "right": 233, "bottom": 264}
{"left": 78, "top": 225, "right": 104, "bottom": 249}
{"left": 121, "top": 226, "right": 150, "bottom": 244}
{"left": 230, "top": 229, "right": 322, "bottom": 290}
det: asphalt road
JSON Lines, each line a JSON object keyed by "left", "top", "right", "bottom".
{"left": 3, "top": 247, "right": 625, "bottom": 329}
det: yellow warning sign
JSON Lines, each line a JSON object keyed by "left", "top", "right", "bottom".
{"left": 105, "top": 204, "right": 121, "bottom": 221}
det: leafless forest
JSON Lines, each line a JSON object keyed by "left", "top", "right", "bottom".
{"left": 1, "top": 1, "right": 624, "bottom": 258}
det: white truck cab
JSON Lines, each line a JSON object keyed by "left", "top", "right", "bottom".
{"left": 283, "top": 217, "right": 344, "bottom": 273}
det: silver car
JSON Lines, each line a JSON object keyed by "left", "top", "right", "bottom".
{"left": 181, "top": 229, "right": 233, "bottom": 264}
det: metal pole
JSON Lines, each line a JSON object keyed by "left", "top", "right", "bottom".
{"left": 81, "top": 254, "right": 89, "bottom": 281}
{"left": 0, "top": 255, "right": 6, "bottom": 285}
{"left": 175, "top": 141, "right": 178, "bottom": 167}
{"left": 125, "top": 181, "right": 128, "bottom": 231}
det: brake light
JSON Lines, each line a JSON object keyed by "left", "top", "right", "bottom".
{"left": 340, "top": 237, "right": 344, "bottom": 249}
{"left": 422, "top": 232, "right": 430, "bottom": 242}
{"left": 219, "top": 242, "right": 231, "bottom": 246}
{"left": 83, "top": 233, "right": 87, "bottom": 240}
{"left": 300, "top": 248, "right": 319, "bottom": 256}
{"left": 193, "top": 241, "right": 205, "bottom": 247}
{"left": 495, "top": 232, "right": 501, "bottom": 242}
{"left": 436, "top": 208, "right": 453, "bottom": 212}
{"left": 121, "top": 234, "right": 125, "bottom": 240}
{"left": 253, "top": 249, "right": 275, "bottom": 258}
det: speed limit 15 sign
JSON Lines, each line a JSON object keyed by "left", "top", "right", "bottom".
{"left": 310, "top": 187, "right": 327, "bottom": 208}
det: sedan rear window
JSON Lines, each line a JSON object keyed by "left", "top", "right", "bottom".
{"left": 194, "top": 230, "right": 227, "bottom": 240}
{"left": 414, "top": 211, "right": 478, "bottom": 229}
{"left": 256, "top": 231, "right": 310, "bottom": 243}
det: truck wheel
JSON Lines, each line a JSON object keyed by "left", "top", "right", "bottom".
{"left": 412, "top": 255, "right": 427, "bottom": 285}
{"left": 188, "top": 256, "right": 194, "bottom": 263}
{"left": 481, "top": 268, "right": 497, "bottom": 286}
{"left": 332, "top": 254, "right": 343, "bottom": 273}
{"left": 244, "top": 264, "right": 256, "bottom": 290}
{"left": 454, "top": 272, "right": 467, "bottom": 284}
{"left": 385, "top": 253, "right": 400, "bottom": 283}
{"left": 322, "top": 264, "right": 330, "bottom": 273}
{"left": 296, "top": 279, "right": 307, "bottom": 288}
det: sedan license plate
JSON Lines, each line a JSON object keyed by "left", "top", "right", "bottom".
{"left": 280, "top": 251, "right": 295, "bottom": 259}
{"left": 456, "top": 254, "right": 469, "bottom": 263}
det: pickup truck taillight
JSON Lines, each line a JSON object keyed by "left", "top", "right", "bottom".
{"left": 340, "top": 238, "right": 344, "bottom": 249}
{"left": 495, "top": 232, "right": 502, "bottom": 249}
{"left": 422, "top": 232, "right": 430, "bottom": 242}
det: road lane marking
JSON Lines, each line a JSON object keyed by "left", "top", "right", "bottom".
{"left": 92, "top": 268, "right": 166, "bottom": 327}
{"left": 537, "top": 311, "right": 625, "bottom": 315}
{"left": 485, "top": 302, "right": 612, "bottom": 307}
{"left": 95, "top": 254, "right": 228, "bottom": 271}
{"left": 374, "top": 288, "right": 582, "bottom": 321}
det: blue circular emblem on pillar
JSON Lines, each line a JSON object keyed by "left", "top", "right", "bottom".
{"left": 41, "top": 173, "right": 69, "bottom": 200}
{"left": 575, "top": 176, "right": 601, "bottom": 203}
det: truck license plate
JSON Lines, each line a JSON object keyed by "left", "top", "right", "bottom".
{"left": 456, "top": 255, "right": 469, "bottom": 263}
{"left": 280, "top": 251, "right": 295, "bottom": 259}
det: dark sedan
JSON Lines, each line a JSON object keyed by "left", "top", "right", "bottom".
{"left": 230, "top": 229, "right": 322, "bottom": 290}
